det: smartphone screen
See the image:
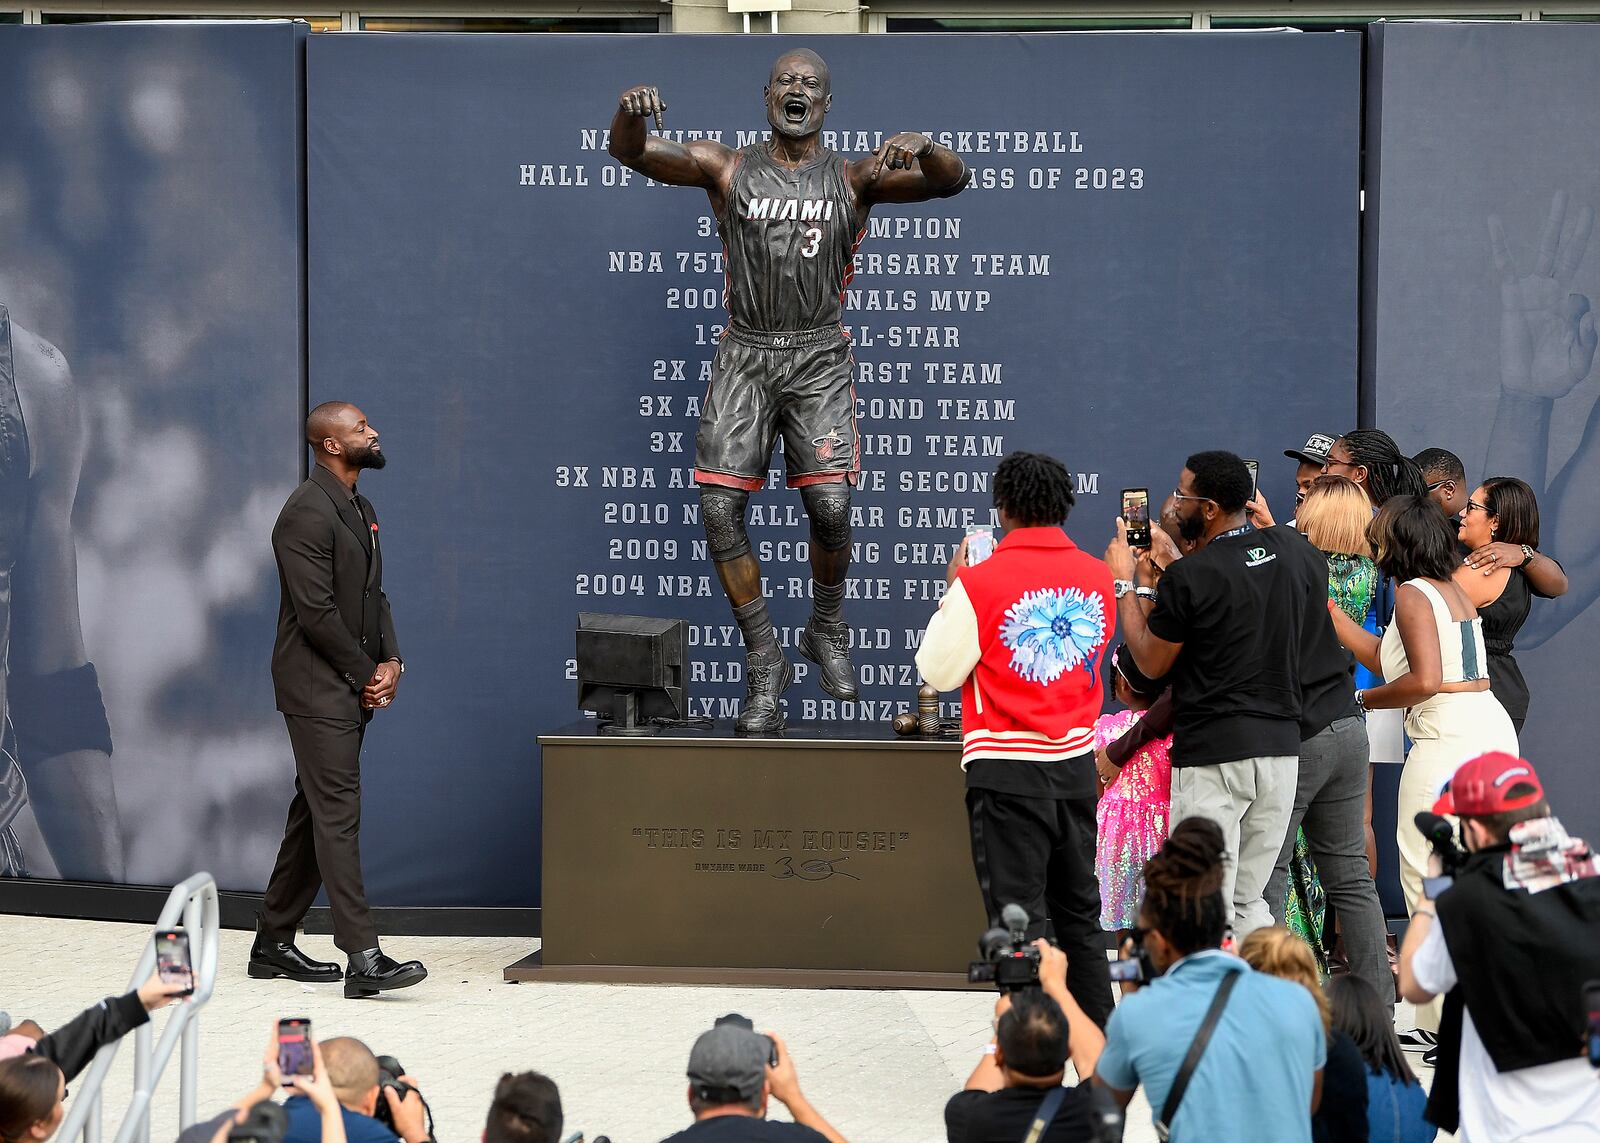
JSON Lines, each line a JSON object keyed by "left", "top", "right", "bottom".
{"left": 1107, "top": 959, "right": 1144, "bottom": 983}
{"left": 278, "top": 1018, "right": 313, "bottom": 1079}
{"left": 154, "top": 929, "right": 194, "bottom": 995}
{"left": 1244, "top": 459, "right": 1260, "bottom": 502}
{"left": 1120, "top": 488, "right": 1151, "bottom": 549}
{"left": 964, "top": 525, "right": 995, "bottom": 565}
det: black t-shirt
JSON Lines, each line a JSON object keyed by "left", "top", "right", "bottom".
{"left": 1146, "top": 525, "right": 1326, "bottom": 767}
{"left": 944, "top": 1085, "right": 1095, "bottom": 1143}
{"left": 660, "top": 1117, "right": 829, "bottom": 1143}
{"left": 1297, "top": 547, "right": 1359, "bottom": 740}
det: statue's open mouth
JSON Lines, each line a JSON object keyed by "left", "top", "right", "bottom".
{"left": 782, "top": 97, "right": 808, "bottom": 123}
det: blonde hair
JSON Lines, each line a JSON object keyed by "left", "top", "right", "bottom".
{"left": 1238, "top": 927, "right": 1331, "bottom": 1035}
{"left": 1298, "top": 476, "right": 1373, "bottom": 558}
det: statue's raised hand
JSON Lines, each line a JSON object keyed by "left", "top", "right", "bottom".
{"left": 1488, "top": 189, "right": 1597, "bottom": 399}
{"left": 618, "top": 84, "right": 665, "bottom": 128}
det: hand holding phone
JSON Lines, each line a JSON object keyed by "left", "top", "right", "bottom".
{"left": 964, "top": 525, "right": 995, "bottom": 565}
{"left": 1120, "top": 489, "right": 1151, "bottom": 549}
{"left": 277, "top": 1018, "right": 313, "bottom": 1081}
{"left": 154, "top": 929, "right": 194, "bottom": 997}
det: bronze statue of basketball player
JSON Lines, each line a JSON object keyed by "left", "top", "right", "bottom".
{"left": 609, "top": 49, "right": 969, "bottom": 733}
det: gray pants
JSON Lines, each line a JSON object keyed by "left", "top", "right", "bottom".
{"left": 1170, "top": 755, "right": 1297, "bottom": 939}
{"left": 1266, "top": 715, "right": 1391, "bottom": 1011}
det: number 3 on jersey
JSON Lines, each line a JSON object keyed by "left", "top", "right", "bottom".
{"left": 800, "top": 226, "right": 822, "bottom": 259}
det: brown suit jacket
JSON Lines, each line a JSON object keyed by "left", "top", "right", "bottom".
{"left": 270, "top": 464, "right": 399, "bottom": 720}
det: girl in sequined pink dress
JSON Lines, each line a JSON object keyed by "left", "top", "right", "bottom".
{"left": 1094, "top": 645, "right": 1172, "bottom": 935}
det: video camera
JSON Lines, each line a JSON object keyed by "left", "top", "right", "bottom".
{"left": 1415, "top": 812, "right": 1468, "bottom": 897}
{"left": 968, "top": 904, "right": 1042, "bottom": 993}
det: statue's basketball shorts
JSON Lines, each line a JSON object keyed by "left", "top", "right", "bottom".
{"left": 693, "top": 324, "right": 859, "bottom": 491}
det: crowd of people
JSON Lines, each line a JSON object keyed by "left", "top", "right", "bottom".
{"left": 4, "top": 438, "right": 1599, "bottom": 1143}
{"left": 918, "top": 442, "right": 1600, "bottom": 1139}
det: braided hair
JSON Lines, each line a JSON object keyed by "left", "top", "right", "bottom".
{"left": 993, "top": 451, "right": 1076, "bottom": 526}
{"left": 1337, "top": 429, "right": 1428, "bottom": 505}
{"left": 1141, "top": 817, "right": 1229, "bottom": 956}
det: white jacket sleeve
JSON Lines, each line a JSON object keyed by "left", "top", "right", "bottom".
{"left": 914, "top": 578, "right": 982, "bottom": 692}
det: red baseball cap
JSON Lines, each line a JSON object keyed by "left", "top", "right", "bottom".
{"left": 1432, "top": 752, "right": 1545, "bottom": 816}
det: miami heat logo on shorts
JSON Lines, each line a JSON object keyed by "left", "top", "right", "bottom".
{"left": 812, "top": 428, "right": 846, "bottom": 463}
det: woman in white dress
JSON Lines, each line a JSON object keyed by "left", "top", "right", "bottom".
{"left": 1328, "top": 496, "right": 1517, "bottom": 1033}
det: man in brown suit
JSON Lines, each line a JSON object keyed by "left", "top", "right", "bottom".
{"left": 251, "top": 402, "right": 425, "bottom": 998}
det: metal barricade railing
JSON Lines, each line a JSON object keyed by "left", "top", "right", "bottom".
{"left": 57, "top": 873, "right": 220, "bottom": 1143}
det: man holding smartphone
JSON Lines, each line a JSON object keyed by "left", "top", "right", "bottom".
{"left": 1108, "top": 450, "right": 1329, "bottom": 939}
{"left": 252, "top": 402, "right": 425, "bottom": 998}
{"left": 916, "top": 452, "right": 1116, "bottom": 1028}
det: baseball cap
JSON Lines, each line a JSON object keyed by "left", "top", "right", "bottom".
{"left": 1285, "top": 433, "right": 1336, "bottom": 467}
{"left": 1432, "top": 752, "right": 1546, "bottom": 816}
{"left": 687, "top": 1015, "right": 772, "bottom": 1103}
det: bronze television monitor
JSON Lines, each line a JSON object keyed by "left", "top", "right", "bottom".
{"left": 575, "top": 613, "right": 688, "bottom": 735}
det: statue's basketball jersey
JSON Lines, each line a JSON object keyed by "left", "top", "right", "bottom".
{"left": 718, "top": 146, "right": 859, "bottom": 332}
{"left": 0, "top": 304, "right": 32, "bottom": 875}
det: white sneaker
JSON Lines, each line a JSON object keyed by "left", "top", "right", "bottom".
{"left": 1397, "top": 1028, "right": 1438, "bottom": 1052}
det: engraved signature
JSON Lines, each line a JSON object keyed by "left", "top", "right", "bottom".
{"left": 771, "top": 855, "right": 859, "bottom": 882}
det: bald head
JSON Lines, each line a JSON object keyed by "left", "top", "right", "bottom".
{"left": 320, "top": 1037, "right": 380, "bottom": 1108}
{"left": 770, "top": 49, "right": 829, "bottom": 88}
{"left": 306, "top": 402, "right": 385, "bottom": 473}
{"left": 307, "top": 402, "right": 356, "bottom": 451}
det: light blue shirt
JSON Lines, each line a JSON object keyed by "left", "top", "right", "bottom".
{"left": 1095, "top": 950, "right": 1325, "bottom": 1143}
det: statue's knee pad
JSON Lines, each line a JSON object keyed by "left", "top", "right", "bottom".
{"left": 801, "top": 484, "right": 852, "bottom": 552}
{"left": 700, "top": 487, "right": 752, "bottom": 562}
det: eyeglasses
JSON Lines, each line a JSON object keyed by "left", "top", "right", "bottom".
{"left": 1425, "top": 478, "right": 1453, "bottom": 492}
{"left": 1321, "top": 458, "right": 1358, "bottom": 473}
{"left": 1464, "top": 499, "right": 1488, "bottom": 515}
{"left": 1172, "top": 490, "right": 1212, "bottom": 505}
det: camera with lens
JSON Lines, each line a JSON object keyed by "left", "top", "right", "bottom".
{"left": 1414, "top": 811, "right": 1468, "bottom": 898}
{"left": 230, "top": 1102, "right": 289, "bottom": 1143}
{"left": 373, "top": 1055, "right": 423, "bottom": 1132}
{"left": 967, "top": 903, "right": 1042, "bottom": 993}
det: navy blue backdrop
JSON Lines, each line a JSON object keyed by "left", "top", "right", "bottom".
{"left": 1365, "top": 20, "right": 1600, "bottom": 845}
{"left": 306, "top": 31, "right": 1359, "bottom": 907}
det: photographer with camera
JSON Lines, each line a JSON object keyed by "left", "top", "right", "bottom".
{"left": 1397, "top": 751, "right": 1600, "bottom": 1141}
{"left": 282, "top": 1040, "right": 430, "bottom": 1143}
{"left": 1093, "top": 818, "right": 1326, "bottom": 1142}
{"left": 947, "top": 938, "right": 1113, "bottom": 1142}
{"left": 662, "top": 1015, "right": 846, "bottom": 1143}
{"left": 176, "top": 1031, "right": 349, "bottom": 1143}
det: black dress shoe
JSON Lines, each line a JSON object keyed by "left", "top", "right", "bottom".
{"left": 248, "top": 937, "right": 342, "bottom": 982}
{"left": 798, "top": 618, "right": 859, "bottom": 701}
{"left": 344, "top": 949, "right": 427, "bottom": 999}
